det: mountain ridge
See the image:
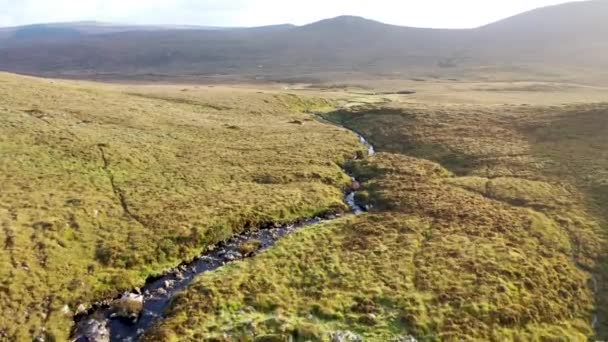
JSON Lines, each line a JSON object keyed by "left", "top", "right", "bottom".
{"left": 0, "top": 0, "right": 605, "bottom": 81}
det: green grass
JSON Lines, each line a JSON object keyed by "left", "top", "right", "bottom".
{"left": 0, "top": 73, "right": 364, "bottom": 340}
{"left": 325, "top": 104, "right": 607, "bottom": 337}
{"left": 147, "top": 100, "right": 607, "bottom": 340}
{"left": 145, "top": 153, "right": 596, "bottom": 341}
{"left": 2, "top": 71, "right": 607, "bottom": 340}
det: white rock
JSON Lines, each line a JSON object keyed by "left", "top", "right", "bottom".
{"left": 76, "top": 304, "right": 88, "bottom": 315}
{"left": 74, "top": 317, "right": 110, "bottom": 342}
{"left": 61, "top": 305, "right": 71, "bottom": 315}
{"left": 111, "top": 293, "right": 144, "bottom": 321}
{"left": 330, "top": 331, "right": 363, "bottom": 342}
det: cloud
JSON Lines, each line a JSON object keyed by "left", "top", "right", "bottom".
{"left": 0, "top": 0, "right": 585, "bottom": 28}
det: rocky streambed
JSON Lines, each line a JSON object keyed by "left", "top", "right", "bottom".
{"left": 72, "top": 123, "right": 375, "bottom": 342}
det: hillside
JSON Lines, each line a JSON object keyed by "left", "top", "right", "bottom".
{"left": 145, "top": 92, "right": 608, "bottom": 341}
{"left": 0, "top": 21, "right": 236, "bottom": 43}
{"left": 1, "top": 73, "right": 607, "bottom": 340}
{"left": 0, "top": 1, "right": 607, "bottom": 81}
{"left": 1, "top": 1, "right": 608, "bottom": 340}
{"left": 0, "top": 72, "right": 362, "bottom": 340}
{"left": 472, "top": 0, "right": 608, "bottom": 67}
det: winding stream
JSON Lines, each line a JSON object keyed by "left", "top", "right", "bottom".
{"left": 73, "top": 121, "right": 375, "bottom": 342}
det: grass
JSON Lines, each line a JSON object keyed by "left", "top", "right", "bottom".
{"left": 146, "top": 94, "right": 607, "bottom": 340}
{"left": 2, "top": 71, "right": 607, "bottom": 340}
{"left": 0, "top": 72, "right": 364, "bottom": 340}
{"left": 325, "top": 103, "right": 608, "bottom": 337}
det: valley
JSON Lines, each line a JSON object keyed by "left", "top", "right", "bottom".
{"left": 1, "top": 72, "right": 606, "bottom": 341}
{"left": 0, "top": 73, "right": 364, "bottom": 340}
{"left": 143, "top": 82, "right": 608, "bottom": 341}
{"left": 1, "top": 1, "right": 608, "bottom": 340}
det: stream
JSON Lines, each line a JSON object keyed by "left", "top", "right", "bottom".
{"left": 72, "top": 123, "right": 375, "bottom": 342}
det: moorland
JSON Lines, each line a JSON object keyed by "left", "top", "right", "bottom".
{"left": 143, "top": 80, "right": 608, "bottom": 341}
{"left": 1, "top": 1, "right": 608, "bottom": 341}
{"left": 0, "top": 72, "right": 364, "bottom": 340}
{"left": 1, "top": 71, "right": 608, "bottom": 342}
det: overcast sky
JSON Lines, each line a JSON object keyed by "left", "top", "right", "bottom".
{"left": 0, "top": 0, "right": 587, "bottom": 29}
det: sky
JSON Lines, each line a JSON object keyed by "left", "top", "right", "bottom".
{"left": 0, "top": 0, "right": 588, "bottom": 29}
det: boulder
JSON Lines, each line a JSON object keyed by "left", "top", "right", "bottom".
{"left": 224, "top": 251, "right": 243, "bottom": 261}
{"left": 73, "top": 316, "right": 110, "bottom": 342}
{"left": 110, "top": 293, "right": 144, "bottom": 322}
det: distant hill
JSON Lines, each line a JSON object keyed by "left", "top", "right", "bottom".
{"left": 0, "top": 0, "right": 606, "bottom": 81}
{"left": 0, "top": 21, "right": 238, "bottom": 44}
{"left": 472, "top": 0, "right": 608, "bottom": 66}
{"left": 11, "top": 25, "right": 82, "bottom": 41}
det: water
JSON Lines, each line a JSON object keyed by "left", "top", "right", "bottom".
{"left": 358, "top": 134, "right": 375, "bottom": 156}
{"left": 73, "top": 124, "right": 374, "bottom": 342}
{"left": 109, "top": 218, "right": 330, "bottom": 341}
{"left": 345, "top": 192, "right": 364, "bottom": 215}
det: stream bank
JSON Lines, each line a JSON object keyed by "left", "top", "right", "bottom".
{"left": 72, "top": 121, "right": 375, "bottom": 342}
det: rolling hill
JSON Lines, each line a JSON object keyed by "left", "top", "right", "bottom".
{"left": 0, "top": 1, "right": 606, "bottom": 81}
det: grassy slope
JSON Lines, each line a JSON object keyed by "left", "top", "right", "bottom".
{"left": 147, "top": 99, "right": 607, "bottom": 340}
{"left": 327, "top": 103, "right": 608, "bottom": 336}
{"left": 0, "top": 73, "right": 363, "bottom": 340}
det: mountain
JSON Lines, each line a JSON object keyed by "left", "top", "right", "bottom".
{"left": 0, "top": 21, "right": 242, "bottom": 45}
{"left": 0, "top": 1, "right": 606, "bottom": 81}
{"left": 471, "top": 0, "right": 608, "bottom": 66}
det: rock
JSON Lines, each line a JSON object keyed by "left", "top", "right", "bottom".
{"left": 224, "top": 251, "right": 242, "bottom": 261}
{"left": 164, "top": 279, "right": 176, "bottom": 289}
{"left": 156, "top": 288, "right": 168, "bottom": 297}
{"left": 351, "top": 180, "right": 361, "bottom": 191}
{"left": 73, "top": 316, "right": 110, "bottom": 342}
{"left": 239, "top": 239, "right": 262, "bottom": 256}
{"left": 76, "top": 304, "right": 88, "bottom": 316}
{"left": 110, "top": 293, "right": 143, "bottom": 322}
{"left": 330, "top": 331, "right": 363, "bottom": 342}
{"left": 61, "top": 304, "right": 71, "bottom": 315}
{"left": 359, "top": 313, "right": 377, "bottom": 326}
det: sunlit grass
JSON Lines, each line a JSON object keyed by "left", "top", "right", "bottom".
{"left": 0, "top": 72, "right": 363, "bottom": 340}
{"left": 148, "top": 99, "right": 607, "bottom": 340}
